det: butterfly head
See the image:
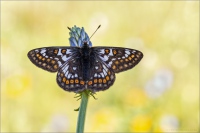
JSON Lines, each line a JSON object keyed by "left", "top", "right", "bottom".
{"left": 68, "top": 25, "right": 92, "bottom": 48}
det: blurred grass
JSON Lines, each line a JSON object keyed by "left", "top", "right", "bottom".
{"left": 1, "top": 1, "right": 199, "bottom": 132}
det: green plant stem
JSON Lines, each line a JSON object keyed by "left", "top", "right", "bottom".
{"left": 76, "top": 90, "right": 89, "bottom": 133}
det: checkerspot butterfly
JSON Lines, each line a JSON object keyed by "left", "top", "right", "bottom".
{"left": 27, "top": 26, "right": 143, "bottom": 93}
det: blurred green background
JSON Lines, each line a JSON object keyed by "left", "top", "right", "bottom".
{"left": 1, "top": 1, "right": 199, "bottom": 132}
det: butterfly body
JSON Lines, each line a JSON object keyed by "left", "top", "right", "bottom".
{"left": 80, "top": 42, "right": 93, "bottom": 81}
{"left": 27, "top": 26, "right": 143, "bottom": 93}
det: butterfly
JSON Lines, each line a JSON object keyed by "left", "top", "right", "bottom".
{"left": 27, "top": 26, "right": 143, "bottom": 93}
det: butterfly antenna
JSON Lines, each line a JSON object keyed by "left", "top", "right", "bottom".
{"left": 67, "top": 27, "right": 71, "bottom": 31}
{"left": 89, "top": 25, "right": 101, "bottom": 40}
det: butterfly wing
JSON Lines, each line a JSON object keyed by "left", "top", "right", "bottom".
{"left": 92, "top": 47, "right": 143, "bottom": 73}
{"left": 87, "top": 55, "right": 116, "bottom": 92}
{"left": 56, "top": 57, "right": 86, "bottom": 92}
{"left": 27, "top": 47, "right": 79, "bottom": 72}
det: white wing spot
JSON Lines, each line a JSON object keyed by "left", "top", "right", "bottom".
{"left": 109, "top": 49, "right": 114, "bottom": 56}
{"left": 57, "top": 61, "right": 62, "bottom": 67}
{"left": 132, "top": 50, "right": 136, "bottom": 53}
{"left": 94, "top": 73, "right": 98, "bottom": 77}
{"left": 100, "top": 72, "right": 104, "bottom": 77}
{"left": 73, "top": 67, "right": 77, "bottom": 70}
{"left": 40, "top": 49, "right": 46, "bottom": 53}
{"left": 67, "top": 73, "right": 72, "bottom": 78}
{"left": 99, "top": 49, "right": 105, "bottom": 54}
{"left": 103, "top": 55, "right": 109, "bottom": 61}
{"left": 63, "top": 65, "right": 69, "bottom": 72}
{"left": 99, "top": 55, "right": 109, "bottom": 61}
{"left": 57, "top": 49, "right": 62, "bottom": 55}
{"left": 95, "top": 66, "right": 99, "bottom": 69}
{"left": 64, "top": 71, "right": 69, "bottom": 77}
{"left": 108, "top": 61, "right": 112, "bottom": 66}
{"left": 125, "top": 50, "right": 130, "bottom": 55}
{"left": 103, "top": 69, "right": 107, "bottom": 75}
{"left": 66, "top": 49, "right": 71, "bottom": 54}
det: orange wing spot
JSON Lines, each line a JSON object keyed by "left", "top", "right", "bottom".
{"left": 47, "top": 58, "right": 51, "bottom": 62}
{"left": 108, "top": 71, "right": 111, "bottom": 75}
{"left": 106, "top": 76, "right": 109, "bottom": 81}
{"left": 80, "top": 80, "right": 85, "bottom": 85}
{"left": 128, "top": 56, "right": 132, "bottom": 61}
{"left": 94, "top": 79, "right": 97, "bottom": 83}
{"left": 70, "top": 80, "right": 74, "bottom": 84}
{"left": 54, "top": 65, "right": 58, "bottom": 69}
{"left": 115, "top": 60, "right": 119, "bottom": 65}
{"left": 60, "top": 73, "right": 64, "bottom": 77}
{"left": 112, "top": 65, "right": 116, "bottom": 70}
{"left": 88, "top": 81, "right": 92, "bottom": 85}
{"left": 75, "top": 79, "right": 79, "bottom": 83}
{"left": 105, "top": 49, "right": 110, "bottom": 54}
{"left": 120, "top": 59, "right": 124, "bottom": 63}
{"left": 113, "top": 50, "right": 117, "bottom": 55}
{"left": 99, "top": 79, "right": 102, "bottom": 83}
{"left": 119, "top": 66, "right": 123, "bottom": 70}
{"left": 62, "top": 77, "right": 66, "bottom": 82}
{"left": 54, "top": 49, "right": 58, "bottom": 54}
{"left": 131, "top": 54, "right": 135, "bottom": 58}
{"left": 36, "top": 53, "right": 40, "bottom": 57}
{"left": 61, "top": 49, "right": 66, "bottom": 54}
{"left": 38, "top": 56, "right": 42, "bottom": 60}
{"left": 42, "top": 57, "right": 46, "bottom": 61}
{"left": 103, "top": 79, "right": 107, "bottom": 83}
{"left": 125, "top": 58, "right": 129, "bottom": 62}
{"left": 51, "top": 60, "right": 56, "bottom": 64}
{"left": 66, "top": 80, "right": 69, "bottom": 84}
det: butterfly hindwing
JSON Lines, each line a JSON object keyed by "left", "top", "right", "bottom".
{"left": 56, "top": 55, "right": 86, "bottom": 92}
{"left": 87, "top": 58, "right": 116, "bottom": 92}
{"left": 92, "top": 47, "right": 143, "bottom": 73}
{"left": 27, "top": 47, "right": 79, "bottom": 72}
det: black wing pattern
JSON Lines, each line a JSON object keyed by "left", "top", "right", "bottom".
{"left": 56, "top": 56, "right": 86, "bottom": 92}
{"left": 87, "top": 56, "right": 116, "bottom": 92}
{"left": 27, "top": 47, "right": 79, "bottom": 72}
{"left": 92, "top": 47, "right": 143, "bottom": 73}
{"left": 27, "top": 46, "right": 88, "bottom": 92}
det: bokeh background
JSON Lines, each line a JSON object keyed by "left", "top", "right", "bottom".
{"left": 1, "top": 1, "right": 199, "bottom": 132}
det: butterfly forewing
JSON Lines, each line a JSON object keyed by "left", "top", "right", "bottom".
{"left": 93, "top": 47, "right": 143, "bottom": 73}
{"left": 27, "top": 47, "right": 79, "bottom": 72}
